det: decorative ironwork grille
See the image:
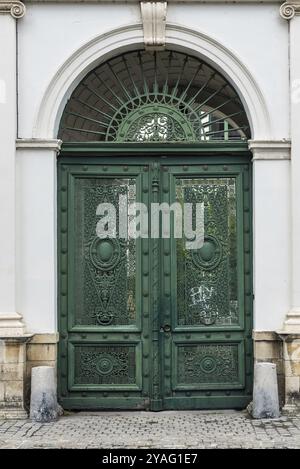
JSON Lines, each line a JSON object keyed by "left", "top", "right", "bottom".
{"left": 59, "top": 50, "right": 250, "bottom": 143}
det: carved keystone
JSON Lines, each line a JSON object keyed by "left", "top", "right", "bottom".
{"left": 140, "top": 2, "right": 167, "bottom": 50}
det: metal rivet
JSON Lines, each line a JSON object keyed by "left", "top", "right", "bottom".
{"left": 185, "top": 391, "right": 191, "bottom": 397}
{"left": 124, "top": 334, "right": 129, "bottom": 339}
{"left": 61, "top": 248, "right": 67, "bottom": 254}
{"left": 83, "top": 166, "right": 88, "bottom": 171}
{"left": 223, "top": 165, "right": 228, "bottom": 171}
{"left": 143, "top": 353, "right": 149, "bottom": 359}
{"left": 143, "top": 166, "right": 149, "bottom": 172}
{"left": 185, "top": 334, "right": 191, "bottom": 339}
{"left": 61, "top": 186, "right": 67, "bottom": 192}
{"left": 103, "top": 392, "right": 108, "bottom": 397}
{"left": 183, "top": 166, "right": 188, "bottom": 171}
{"left": 144, "top": 334, "right": 149, "bottom": 339}
{"left": 144, "top": 313, "right": 149, "bottom": 318}
{"left": 205, "top": 334, "right": 211, "bottom": 338}
{"left": 225, "top": 334, "right": 231, "bottom": 338}
{"left": 102, "top": 335, "right": 107, "bottom": 339}
{"left": 203, "top": 165, "right": 208, "bottom": 171}
{"left": 61, "top": 228, "right": 67, "bottom": 234}
{"left": 81, "top": 334, "right": 86, "bottom": 339}
{"left": 226, "top": 391, "right": 231, "bottom": 396}
{"left": 103, "top": 166, "right": 108, "bottom": 171}
{"left": 205, "top": 391, "right": 211, "bottom": 396}
{"left": 123, "top": 166, "right": 128, "bottom": 171}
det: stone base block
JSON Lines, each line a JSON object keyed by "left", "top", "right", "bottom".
{"left": 253, "top": 331, "right": 284, "bottom": 407}
{"left": 25, "top": 334, "right": 58, "bottom": 407}
{"left": 0, "top": 335, "right": 32, "bottom": 419}
{"left": 277, "top": 332, "right": 300, "bottom": 413}
{"left": 0, "top": 408, "right": 28, "bottom": 420}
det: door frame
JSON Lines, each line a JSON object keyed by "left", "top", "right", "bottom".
{"left": 57, "top": 142, "right": 253, "bottom": 410}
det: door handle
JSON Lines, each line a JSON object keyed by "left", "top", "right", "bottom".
{"left": 160, "top": 324, "right": 171, "bottom": 333}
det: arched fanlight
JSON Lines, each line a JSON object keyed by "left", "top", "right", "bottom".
{"left": 58, "top": 50, "right": 250, "bottom": 143}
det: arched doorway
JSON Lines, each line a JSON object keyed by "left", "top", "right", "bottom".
{"left": 57, "top": 49, "right": 253, "bottom": 410}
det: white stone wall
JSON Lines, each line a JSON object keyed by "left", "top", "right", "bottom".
{"left": 15, "top": 3, "right": 291, "bottom": 333}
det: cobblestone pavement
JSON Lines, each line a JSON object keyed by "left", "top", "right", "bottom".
{"left": 0, "top": 410, "right": 300, "bottom": 449}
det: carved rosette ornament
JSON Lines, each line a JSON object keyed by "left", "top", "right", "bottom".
{"left": 0, "top": 1, "right": 26, "bottom": 18}
{"left": 280, "top": 1, "right": 300, "bottom": 19}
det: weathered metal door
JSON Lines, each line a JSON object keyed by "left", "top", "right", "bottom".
{"left": 58, "top": 155, "right": 252, "bottom": 410}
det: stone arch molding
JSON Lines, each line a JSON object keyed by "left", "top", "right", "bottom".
{"left": 34, "top": 23, "right": 271, "bottom": 140}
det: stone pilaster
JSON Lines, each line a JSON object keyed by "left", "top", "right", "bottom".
{"left": 277, "top": 4, "right": 300, "bottom": 412}
{"left": 0, "top": 1, "right": 31, "bottom": 420}
{"left": 279, "top": 4, "right": 300, "bottom": 333}
{"left": 0, "top": 2, "right": 26, "bottom": 339}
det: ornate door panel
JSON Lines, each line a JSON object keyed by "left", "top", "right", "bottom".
{"left": 58, "top": 162, "right": 150, "bottom": 409}
{"left": 58, "top": 156, "right": 252, "bottom": 410}
{"left": 160, "top": 162, "right": 252, "bottom": 409}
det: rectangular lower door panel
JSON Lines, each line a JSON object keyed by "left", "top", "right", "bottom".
{"left": 68, "top": 341, "right": 142, "bottom": 391}
{"left": 173, "top": 340, "right": 245, "bottom": 390}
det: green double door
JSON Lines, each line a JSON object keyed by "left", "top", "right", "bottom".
{"left": 58, "top": 155, "right": 253, "bottom": 410}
